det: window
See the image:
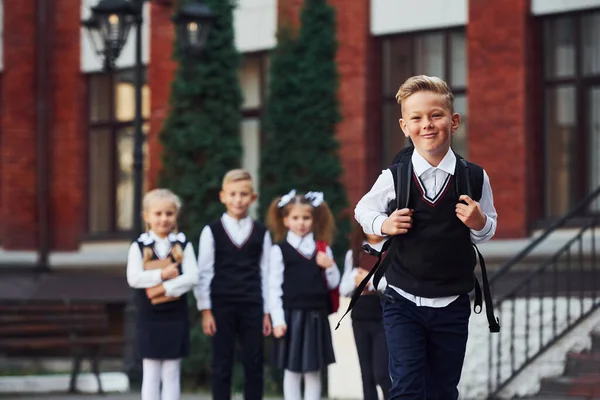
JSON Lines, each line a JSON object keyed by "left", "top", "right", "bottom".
{"left": 543, "top": 11, "right": 600, "bottom": 217}
{"left": 88, "top": 69, "right": 150, "bottom": 235}
{"left": 238, "top": 53, "right": 268, "bottom": 217}
{"left": 381, "top": 29, "right": 467, "bottom": 167}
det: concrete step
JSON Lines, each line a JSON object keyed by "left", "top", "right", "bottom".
{"left": 539, "top": 374, "right": 600, "bottom": 398}
{"left": 565, "top": 352, "right": 600, "bottom": 375}
{"left": 519, "top": 396, "right": 592, "bottom": 400}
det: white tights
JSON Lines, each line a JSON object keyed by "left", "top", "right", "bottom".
{"left": 141, "top": 358, "right": 181, "bottom": 400}
{"left": 283, "top": 369, "right": 322, "bottom": 400}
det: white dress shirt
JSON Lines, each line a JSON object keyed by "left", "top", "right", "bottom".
{"left": 354, "top": 148, "right": 498, "bottom": 308}
{"left": 339, "top": 245, "right": 378, "bottom": 297}
{"left": 268, "top": 231, "right": 341, "bottom": 328}
{"left": 126, "top": 231, "right": 198, "bottom": 297}
{"left": 194, "top": 213, "right": 272, "bottom": 313}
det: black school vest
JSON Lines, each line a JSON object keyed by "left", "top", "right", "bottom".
{"left": 209, "top": 219, "right": 266, "bottom": 306}
{"left": 134, "top": 239, "right": 188, "bottom": 321}
{"left": 385, "top": 171, "right": 476, "bottom": 297}
{"left": 279, "top": 241, "right": 329, "bottom": 310}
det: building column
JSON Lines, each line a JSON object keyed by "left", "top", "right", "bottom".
{"left": 49, "top": 0, "right": 86, "bottom": 250}
{"left": 0, "top": 1, "right": 38, "bottom": 249}
{"left": 147, "top": 2, "right": 177, "bottom": 189}
{"left": 468, "top": 0, "right": 534, "bottom": 238}
{"left": 277, "top": 0, "right": 374, "bottom": 208}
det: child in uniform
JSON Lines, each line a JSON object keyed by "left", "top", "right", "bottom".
{"left": 194, "top": 169, "right": 272, "bottom": 400}
{"left": 355, "top": 75, "right": 498, "bottom": 399}
{"left": 127, "top": 188, "right": 198, "bottom": 400}
{"left": 267, "top": 190, "right": 340, "bottom": 400}
{"left": 339, "top": 221, "right": 391, "bottom": 400}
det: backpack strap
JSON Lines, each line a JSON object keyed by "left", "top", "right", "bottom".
{"left": 335, "top": 159, "right": 410, "bottom": 329}
{"left": 474, "top": 244, "right": 500, "bottom": 332}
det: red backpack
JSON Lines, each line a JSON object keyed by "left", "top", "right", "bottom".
{"left": 317, "top": 240, "right": 340, "bottom": 314}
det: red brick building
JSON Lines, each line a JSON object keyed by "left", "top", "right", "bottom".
{"left": 1, "top": 0, "right": 599, "bottom": 272}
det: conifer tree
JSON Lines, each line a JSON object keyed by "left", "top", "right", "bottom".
{"left": 261, "top": 0, "right": 350, "bottom": 259}
{"left": 158, "top": 0, "right": 242, "bottom": 245}
{"left": 157, "top": 0, "right": 242, "bottom": 383}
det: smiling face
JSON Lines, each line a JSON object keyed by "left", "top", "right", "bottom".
{"left": 219, "top": 179, "right": 257, "bottom": 220}
{"left": 399, "top": 90, "right": 460, "bottom": 166}
{"left": 283, "top": 204, "right": 314, "bottom": 238}
{"left": 143, "top": 199, "right": 178, "bottom": 238}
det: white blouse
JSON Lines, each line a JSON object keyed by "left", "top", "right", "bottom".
{"left": 268, "top": 231, "right": 340, "bottom": 328}
{"left": 126, "top": 231, "right": 198, "bottom": 298}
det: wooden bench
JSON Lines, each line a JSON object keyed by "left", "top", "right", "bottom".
{"left": 0, "top": 301, "right": 124, "bottom": 393}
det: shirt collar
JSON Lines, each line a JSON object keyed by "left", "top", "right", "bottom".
{"left": 149, "top": 231, "right": 170, "bottom": 244}
{"left": 222, "top": 212, "right": 252, "bottom": 228}
{"left": 286, "top": 231, "right": 314, "bottom": 248}
{"left": 411, "top": 148, "right": 456, "bottom": 177}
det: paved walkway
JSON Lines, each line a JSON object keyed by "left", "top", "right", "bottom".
{"left": 1, "top": 393, "right": 285, "bottom": 400}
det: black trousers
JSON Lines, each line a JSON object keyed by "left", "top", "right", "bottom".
{"left": 382, "top": 290, "right": 470, "bottom": 400}
{"left": 211, "top": 303, "right": 263, "bottom": 400}
{"left": 353, "top": 318, "right": 392, "bottom": 400}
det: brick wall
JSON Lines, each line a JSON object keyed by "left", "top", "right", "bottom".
{"left": 147, "top": 2, "right": 177, "bottom": 190}
{"left": 277, "top": 0, "right": 374, "bottom": 209}
{"left": 49, "top": 0, "right": 86, "bottom": 250}
{"left": 0, "top": 1, "right": 38, "bottom": 249}
{"left": 468, "top": 0, "right": 533, "bottom": 238}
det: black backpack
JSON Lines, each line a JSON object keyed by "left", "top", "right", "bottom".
{"left": 336, "top": 146, "right": 500, "bottom": 333}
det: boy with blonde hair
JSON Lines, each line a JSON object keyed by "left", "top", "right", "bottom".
{"left": 194, "top": 169, "right": 272, "bottom": 400}
{"left": 354, "top": 75, "right": 498, "bottom": 399}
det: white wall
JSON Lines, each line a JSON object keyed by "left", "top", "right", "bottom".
{"left": 371, "top": 0, "right": 467, "bottom": 36}
{"left": 532, "top": 0, "right": 600, "bottom": 15}
{"left": 234, "top": 0, "right": 277, "bottom": 53}
{"left": 80, "top": 0, "right": 277, "bottom": 73}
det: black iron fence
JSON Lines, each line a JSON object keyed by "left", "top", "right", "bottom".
{"left": 486, "top": 187, "right": 600, "bottom": 398}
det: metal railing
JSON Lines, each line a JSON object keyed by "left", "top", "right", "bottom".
{"left": 486, "top": 187, "right": 600, "bottom": 398}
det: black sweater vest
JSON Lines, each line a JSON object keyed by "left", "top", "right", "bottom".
{"left": 134, "top": 240, "right": 188, "bottom": 321}
{"left": 279, "top": 241, "right": 329, "bottom": 310}
{"left": 209, "top": 219, "right": 266, "bottom": 306}
{"left": 386, "top": 173, "right": 476, "bottom": 297}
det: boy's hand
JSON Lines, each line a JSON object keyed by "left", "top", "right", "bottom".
{"left": 381, "top": 208, "right": 413, "bottom": 235}
{"left": 273, "top": 325, "right": 287, "bottom": 339}
{"left": 263, "top": 314, "right": 272, "bottom": 337}
{"left": 316, "top": 252, "right": 334, "bottom": 269}
{"left": 456, "top": 195, "right": 486, "bottom": 231}
{"left": 160, "top": 263, "right": 179, "bottom": 280}
{"left": 354, "top": 268, "right": 369, "bottom": 287}
{"left": 202, "top": 309, "right": 217, "bottom": 336}
{"left": 146, "top": 284, "right": 166, "bottom": 299}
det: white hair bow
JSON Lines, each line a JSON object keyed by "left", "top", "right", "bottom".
{"left": 277, "top": 189, "right": 297, "bottom": 208}
{"left": 138, "top": 232, "right": 154, "bottom": 246}
{"left": 168, "top": 232, "right": 187, "bottom": 243}
{"left": 304, "top": 191, "right": 324, "bottom": 207}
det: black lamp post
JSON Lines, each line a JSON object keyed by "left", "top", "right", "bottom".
{"left": 82, "top": 0, "right": 215, "bottom": 381}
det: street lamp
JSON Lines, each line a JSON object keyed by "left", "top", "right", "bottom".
{"left": 172, "top": 2, "right": 215, "bottom": 58}
{"left": 82, "top": 0, "right": 215, "bottom": 381}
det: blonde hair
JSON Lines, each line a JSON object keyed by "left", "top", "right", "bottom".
{"left": 266, "top": 193, "right": 335, "bottom": 244}
{"left": 222, "top": 169, "right": 254, "bottom": 189}
{"left": 142, "top": 188, "right": 184, "bottom": 264}
{"left": 395, "top": 75, "right": 454, "bottom": 112}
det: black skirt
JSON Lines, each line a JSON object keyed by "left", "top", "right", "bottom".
{"left": 135, "top": 292, "right": 190, "bottom": 360}
{"left": 274, "top": 309, "right": 335, "bottom": 373}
